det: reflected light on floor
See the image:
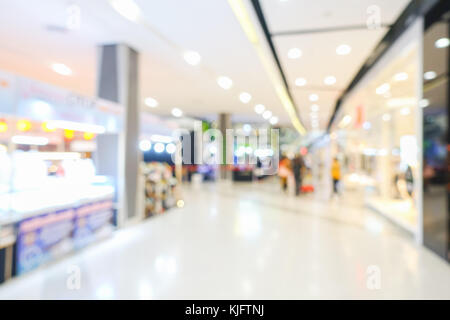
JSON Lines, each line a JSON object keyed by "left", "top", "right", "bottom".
{"left": 154, "top": 255, "right": 177, "bottom": 276}
{"left": 95, "top": 283, "right": 115, "bottom": 299}
{"left": 234, "top": 211, "right": 262, "bottom": 238}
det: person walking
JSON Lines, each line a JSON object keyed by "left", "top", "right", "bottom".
{"left": 292, "top": 154, "right": 304, "bottom": 196}
{"left": 278, "top": 156, "right": 291, "bottom": 192}
{"left": 331, "top": 157, "right": 341, "bottom": 196}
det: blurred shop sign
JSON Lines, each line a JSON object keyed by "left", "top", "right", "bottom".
{"left": 0, "top": 71, "right": 17, "bottom": 115}
{"left": 0, "top": 70, "right": 123, "bottom": 133}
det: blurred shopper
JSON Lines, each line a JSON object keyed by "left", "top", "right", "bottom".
{"left": 279, "top": 156, "right": 291, "bottom": 192}
{"left": 292, "top": 154, "right": 304, "bottom": 196}
{"left": 331, "top": 157, "right": 341, "bottom": 195}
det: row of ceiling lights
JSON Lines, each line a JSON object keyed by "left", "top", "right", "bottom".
{"left": 286, "top": 44, "right": 350, "bottom": 130}
{"left": 144, "top": 50, "right": 279, "bottom": 124}
{"left": 336, "top": 36, "right": 450, "bottom": 131}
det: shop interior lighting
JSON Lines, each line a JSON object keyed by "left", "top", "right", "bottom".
{"left": 145, "top": 97, "right": 159, "bottom": 108}
{"left": 394, "top": 72, "right": 408, "bottom": 81}
{"left": 139, "top": 140, "right": 152, "bottom": 152}
{"left": 424, "top": 71, "right": 437, "bottom": 80}
{"left": 64, "top": 129, "right": 75, "bottom": 140}
{"left": 243, "top": 124, "right": 252, "bottom": 132}
{"left": 254, "top": 104, "right": 265, "bottom": 114}
{"left": 376, "top": 83, "right": 390, "bottom": 95}
{"left": 109, "top": 0, "right": 142, "bottom": 22}
{"left": 269, "top": 116, "right": 278, "bottom": 125}
{"left": 288, "top": 48, "right": 302, "bottom": 59}
{"left": 42, "top": 122, "right": 56, "bottom": 132}
{"left": 83, "top": 132, "right": 96, "bottom": 141}
{"left": 311, "top": 104, "right": 319, "bottom": 112}
{"left": 17, "top": 119, "right": 32, "bottom": 132}
{"left": 435, "top": 37, "right": 450, "bottom": 49}
{"left": 262, "top": 110, "right": 272, "bottom": 120}
{"left": 183, "top": 50, "right": 202, "bottom": 66}
{"left": 46, "top": 120, "right": 106, "bottom": 134}
{"left": 239, "top": 92, "right": 252, "bottom": 104}
{"left": 12, "top": 135, "right": 49, "bottom": 146}
{"left": 338, "top": 115, "right": 352, "bottom": 128}
{"left": 154, "top": 142, "right": 165, "bottom": 153}
{"left": 336, "top": 44, "right": 351, "bottom": 55}
{"left": 51, "top": 63, "right": 72, "bottom": 76}
{"left": 382, "top": 113, "right": 391, "bottom": 121}
{"left": 309, "top": 94, "right": 319, "bottom": 102}
{"left": 295, "top": 78, "right": 306, "bottom": 87}
{"left": 400, "top": 107, "right": 410, "bottom": 115}
{"left": 171, "top": 108, "right": 183, "bottom": 118}
{"left": 324, "top": 76, "right": 336, "bottom": 85}
{"left": 166, "top": 143, "right": 176, "bottom": 154}
{"left": 217, "top": 76, "right": 233, "bottom": 90}
{"left": 419, "top": 99, "right": 430, "bottom": 108}
{"left": 0, "top": 120, "right": 7, "bottom": 133}
{"left": 227, "top": 0, "right": 306, "bottom": 135}
{"left": 363, "top": 121, "right": 371, "bottom": 130}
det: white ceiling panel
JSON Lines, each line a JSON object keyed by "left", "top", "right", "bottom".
{"left": 260, "top": 0, "right": 410, "bottom": 33}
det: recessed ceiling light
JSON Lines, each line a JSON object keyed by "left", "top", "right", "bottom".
{"left": 171, "top": 108, "right": 183, "bottom": 117}
{"left": 435, "top": 37, "right": 450, "bottom": 48}
{"left": 336, "top": 44, "right": 351, "bottom": 55}
{"left": 239, "top": 92, "right": 252, "bottom": 104}
{"left": 217, "top": 76, "right": 233, "bottom": 90}
{"left": 145, "top": 97, "right": 158, "bottom": 108}
{"left": 243, "top": 124, "right": 252, "bottom": 132}
{"left": 288, "top": 48, "right": 302, "bottom": 59}
{"left": 401, "top": 107, "right": 410, "bottom": 115}
{"left": 363, "top": 121, "right": 371, "bottom": 130}
{"left": 309, "top": 94, "right": 319, "bottom": 102}
{"left": 311, "top": 104, "right": 319, "bottom": 112}
{"left": 262, "top": 110, "right": 272, "bottom": 119}
{"left": 166, "top": 143, "right": 176, "bottom": 154}
{"left": 424, "top": 71, "right": 437, "bottom": 80}
{"left": 382, "top": 113, "right": 391, "bottom": 121}
{"left": 183, "top": 50, "right": 201, "bottom": 66}
{"left": 254, "top": 104, "right": 265, "bottom": 114}
{"left": 52, "top": 63, "right": 72, "bottom": 76}
{"left": 338, "top": 115, "right": 352, "bottom": 128}
{"left": 324, "top": 76, "right": 336, "bottom": 85}
{"left": 295, "top": 78, "right": 307, "bottom": 86}
{"left": 376, "top": 83, "right": 390, "bottom": 95}
{"left": 154, "top": 142, "right": 165, "bottom": 153}
{"left": 139, "top": 140, "right": 152, "bottom": 152}
{"left": 110, "top": 0, "right": 142, "bottom": 22}
{"left": 269, "top": 116, "right": 278, "bottom": 125}
{"left": 310, "top": 112, "right": 318, "bottom": 119}
{"left": 419, "top": 99, "right": 430, "bottom": 108}
{"left": 394, "top": 72, "right": 408, "bottom": 81}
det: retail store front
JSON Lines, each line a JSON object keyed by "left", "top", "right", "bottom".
{"left": 329, "top": 20, "right": 423, "bottom": 237}
{"left": 0, "top": 70, "right": 122, "bottom": 282}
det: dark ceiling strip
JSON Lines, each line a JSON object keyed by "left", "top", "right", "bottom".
{"left": 250, "top": 0, "right": 301, "bottom": 119}
{"left": 272, "top": 24, "right": 392, "bottom": 37}
{"left": 326, "top": 0, "right": 440, "bottom": 132}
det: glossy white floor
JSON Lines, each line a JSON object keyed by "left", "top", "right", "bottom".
{"left": 1, "top": 180, "right": 450, "bottom": 299}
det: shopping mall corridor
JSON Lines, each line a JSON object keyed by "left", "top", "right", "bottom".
{"left": 0, "top": 181, "right": 449, "bottom": 300}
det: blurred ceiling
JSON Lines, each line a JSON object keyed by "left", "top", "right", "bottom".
{"left": 0, "top": 0, "right": 411, "bottom": 131}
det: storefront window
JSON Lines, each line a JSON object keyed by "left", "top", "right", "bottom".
{"left": 331, "top": 21, "right": 422, "bottom": 235}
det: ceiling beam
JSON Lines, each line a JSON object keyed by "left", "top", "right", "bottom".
{"left": 271, "top": 24, "right": 391, "bottom": 37}
{"left": 250, "top": 0, "right": 301, "bottom": 120}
